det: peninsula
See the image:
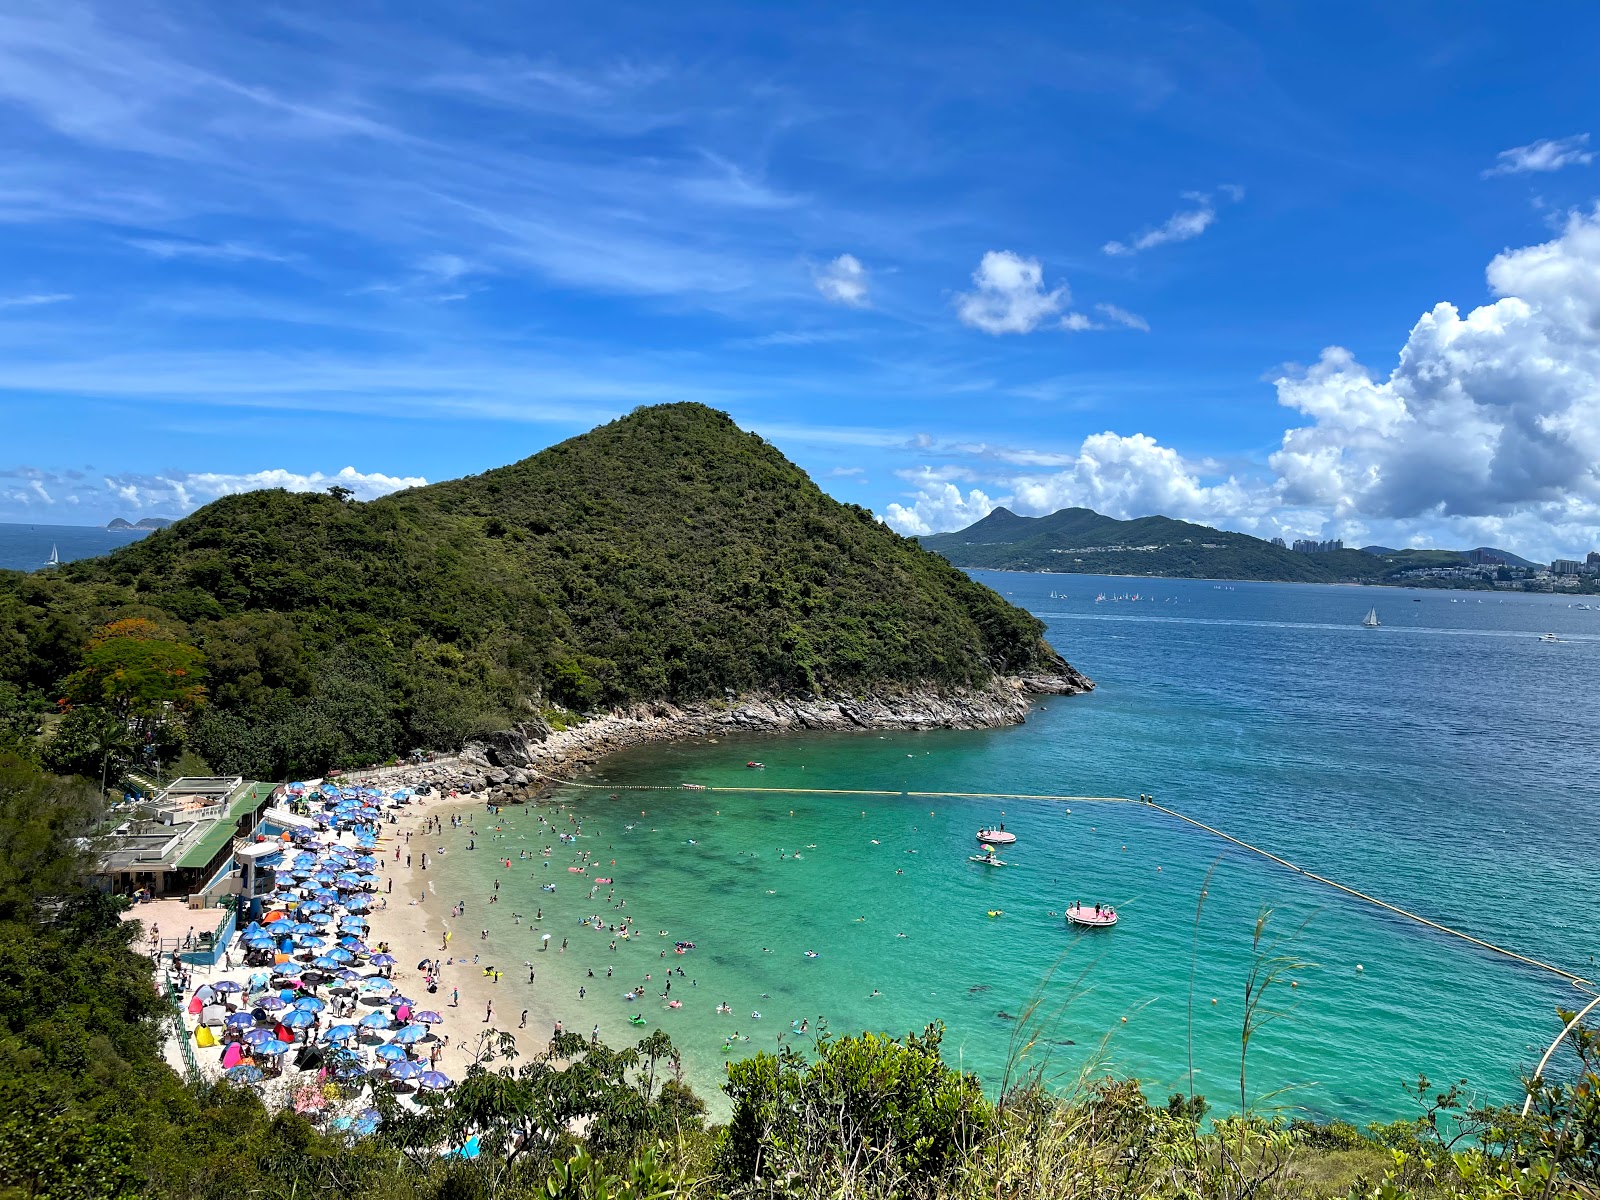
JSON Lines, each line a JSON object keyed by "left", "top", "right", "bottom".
{"left": 6, "top": 404, "right": 1089, "bottom": 781}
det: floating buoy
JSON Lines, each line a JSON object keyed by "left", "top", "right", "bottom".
{"left": 1356, "top": 964, "right": 1364, "bottom": 972}
{"left": 1211, "top": 998, "right": 1217, "bottom": 1005}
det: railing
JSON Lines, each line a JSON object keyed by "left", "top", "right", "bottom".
{"left": 162, "top": 971, "right": 201, "bottom": 1085}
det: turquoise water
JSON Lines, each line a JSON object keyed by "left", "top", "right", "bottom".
{"left": 434, "top": 573, "right": 1600, "bottom": 1124}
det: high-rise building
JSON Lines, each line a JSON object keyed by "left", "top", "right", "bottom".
{"left": 1551, "top": 559, "right": 1582, "bottom": 575}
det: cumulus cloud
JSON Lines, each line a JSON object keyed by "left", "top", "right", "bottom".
{"left": 954, "top": 251, "right": 1067, "bottom": 335}
{"left": 887, "top": 208, "right": 1600, "bottom": 558}
{"left": 1269, "top": 205, "right": 1600, "bottom": 544}
{"left": 1103, "top": 192, "right": 1219, "bottom": 256}
{"left": 813, "top": 254, "right": 870, "bottom": 307}
{"left": 0, "top": 464, "right": 425, "bottom": 520}
{"left": 1483, "top": 134, "right": 1593, "bottom": 177}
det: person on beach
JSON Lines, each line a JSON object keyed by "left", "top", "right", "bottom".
{"left": 485, "top": 1001, "right": 493, "bottom": 1023}
{"left": 520, "top": 1009, "right": 527, "bottom": 1028}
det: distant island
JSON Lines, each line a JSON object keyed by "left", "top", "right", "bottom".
{"left": 919, "top": 506, "right": 1600, "bottom": 593}
{"left": 106, "top": 517, "right": 173, "bottom": 531}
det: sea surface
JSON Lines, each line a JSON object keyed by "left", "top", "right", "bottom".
{"left": 0, "top": 522, "right": 150, "bottom": 571}
{"left": 427, "top": 574, "right": 1600, "bottom": 1124}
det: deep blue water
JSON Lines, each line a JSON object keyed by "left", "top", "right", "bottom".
{"left": 0, "top": 522, "right": 150, "bottom": 571}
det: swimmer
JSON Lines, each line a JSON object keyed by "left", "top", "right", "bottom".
{"left": 869, "top": 989, "right": 882, "bottom": 998}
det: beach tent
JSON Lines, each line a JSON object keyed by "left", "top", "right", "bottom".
{"left": 195, "top": 1026, "right": 216, "bottom": 1048}
{"left": 220, "top": 1042, "right": 244, "bottom": 1069}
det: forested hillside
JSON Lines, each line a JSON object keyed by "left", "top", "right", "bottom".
{"left": 0, "top": 404, "right": 1074, "bottom": 779}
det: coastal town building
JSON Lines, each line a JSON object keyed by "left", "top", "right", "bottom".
{"left": 96, "top": 775, "right": 275, "bottom": 903}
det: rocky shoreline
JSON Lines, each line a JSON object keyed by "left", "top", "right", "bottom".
{"left": 364, "top": 663, "right": 1092, "bottom": 802}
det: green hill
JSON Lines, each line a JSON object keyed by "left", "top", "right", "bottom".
{"left": 920, "top": 507, "right": 1336, "bottom": 580}
{"left": 919, "top": 506, "right": 1510, "bottom": 585}
{"left": 1, "top": 404, "right": 1078, "bottom": 778}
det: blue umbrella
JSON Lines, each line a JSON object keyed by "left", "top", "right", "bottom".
{"left": 242, "top": 1027, "right": 279, "bottom": 1046}
{"left": 265, "top": 920, "right": 294, "bottom": 935}
{"left": 351, "top": 1110, "right": 380, "bottom": 1136}
{"left": 225, "top": 1012, "right": 256, "bottom": 1028}
{"left": 295, "top": 936, "right": 326, "bottom": 950}
{"left": 358, "top": 1011, "right": 391, "bottom": 1029}
{"left": 418, "top": 1071, "right": 451, "bottom": 1090}
{"left": 280, "top": 1009, "right": 316, "bottom": 1029}
{"left": 360, "top": 978, "right": 392, "bottom": 993}
{"left": 388, "top": 1060, "right": 424, "bottom": 1080}
{"left": 326, "top": 948, "right": 354, "bottom": 963}
{"left": 374, "top": 1044, "right": 410, "bottom": 1061}
{"left": 312, "top": 956, "right": 343, "bottom": 971}
{"left": 243, "top": 934, "right": 275, "bottom": 949}
{"left": 226, "top": 1064, "right": 264, "bottom": 1083}
{"left": 389, "top": 1023, "right": 427, "bottom": 1044}
{"left": 345, "top": 897, "right": 374, "bottom": 912}
{"left": 291, "top": 922, "right": 318, "bottom": 935}
{"left": 293, "top": 995, "right": 326, "bottom": 1012}
{"left": 257, "top": 1038, "right": 293, "bottom": 1057}
{"left": 337, "top": 936, "right": 366, "bottom": 949}
{"left": 369, "top": 953, "right": 397, "bottom": 966}
{"left": 324, "top": 1024, "right": 358, "bottom": 1042}
{"left": 413, "top": 1010, "right": 443, "bottom": 1024}
{"left": 257, "top": 996, "right": 289, "bottom": 1011}
{"left": 211, "top": 980, "right": 244, "bottom": 994}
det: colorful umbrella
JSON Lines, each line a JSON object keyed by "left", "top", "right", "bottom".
{"left": 418, "top": 1071, "right": 451, "bottom": 1090}
{"left": 324, "top": 1024, "right": 358, "bottom": 1042}
{"left": 226, "top": 1064, "right": 264, "bottom": 1083}
{"left": 242, "top": 1028, "right": 279, "bottom": 1046}
{"left": 280, "top": 1010, "right": 316, "bottom": 1029}
{"left": 389, "top": 1023, "right": 426, "bottom": 1044}
{"left": 257, "top": 1039, "right": 293, "bottom": 1057}
{"left": 374, "top": 1044, "right": 409, "bottom": 1061}
{"left": 293, "top": 995, "right": 326, "bottom": 1012}
{"left": 412, "top": 1010, "right": 443, "bottom": 1024}
{"left": 387, "top": 1060, "right": 424, "bottom": 1080}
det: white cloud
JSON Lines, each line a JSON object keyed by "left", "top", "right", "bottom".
{"left": 0, "top": 463, "right": 426, "bottom": 520}
{"left": 1268, "top": 206, "right": 1600, "bottom": 551}
{"left": 126, "top": 238, "right": 295, "bottom": 263}
{"left": 1095, "top": 303, "right": 1150, "bottom": 332}
{"left": 1103, "top": 191, "right": 1220, "bottom": 256}
{"left": 1483, "top": 135, "right": 1593, "bottom": 177}
{"left": 882, "top": 481, "right": 998, "bottom": 536}
{"left": 813, "top": 254, "right": 870, "bottom": 307}
{"left": 954, "top": 251, "right": 1066, "bottom": 335}
{"left": 0, "top": 292, "right": 72, "bottom": 309}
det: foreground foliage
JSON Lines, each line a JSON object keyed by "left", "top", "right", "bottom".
{"left": 1, "top": 755, "right": 1595, "bottom": 1200}
{"left": 0, "top": 404, "right": 1070, "bottom": 780}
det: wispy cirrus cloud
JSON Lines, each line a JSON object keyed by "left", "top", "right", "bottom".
{"left": 0, "top": 292, "right": 72, "bottom": 308}
{"left": 1103, "top": 188, "right": 1240, "bottom": 256}
{"left": 1483, "top": 134, "right": 1593, "bottom": 177}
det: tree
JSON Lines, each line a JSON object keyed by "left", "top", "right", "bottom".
{"left": 327, "top": 485, "right": 355, "bottom": 502}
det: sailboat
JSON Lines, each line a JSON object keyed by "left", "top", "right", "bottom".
{"left": 1361, "top": 606, "right": 1379, "bottom": 628}
{"left": 42, "top": 544, "right": 59, "bottom": 569}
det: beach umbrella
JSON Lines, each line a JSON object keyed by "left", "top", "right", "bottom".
{"left": 242, "top": 1028, "right": 279, "bottom": 1046}
{"left": 345, "top": 897, "right": 373, "bottom": 912}
{"left": 360, "top": 978, "right": 392, "bottom": 993}
{"left": 324, "top": 1024, "right": 358, "bottom": 1042}
{"left": 293, "top": 995, "right": 326, "bottom": 1012}
{"left": 280, "top": 1009, "right": 316, "bottom": 1029}
{"left": 257, "top": 995, "right": 288, "bottom": 1011}
{"left": 418, "top": 1071, "right": 451, "bottom": 1090}
{"left": 326, "top": 947, "right": 355, "bottom": 964}
{"left": 295, "top": 936, "right": 326, "bottom": 950}
{"left": 257, "top": 1038, "right": 293, "bottom": 1057}
{"left": 210, "top": 980, "right": 244, "bottom": 995}
{"left": 243, "top": 934, "right": 275, "bottom": 949}
{"left": 388, "top": 1060, "right": 424, "bottom": 1081}
{"left": 312, "top": 956, "right": 343, "bottom": 971}
{"left": 412, "top": 1010, "right": 443, "bottom": 1025}
{"left": 266, "top": 919, "right": 295, "bottom": 935}
{"left": 389, "top": 995, "right": 414, "bottom": 1008}
{"left": 337, "top": 935, "right": 366, "bottom": 949}
{"left": 351, "top": 1109, "right": 380, "bottom": 1136}
{"left": 226, "top": 1064, "right": 264, "bottom": 1084}
{"left": 291, "top": 921, "right": 318, "bottom": 935}
{"left": 312, "top": 890, "right": 339, "bottom": 904}
{"left": 358, "top": 1011, "right": 391, "bottom": 1029}
{"left": 225, "top": 1012, "right": 256, "bottom": 1028}
{"left": 369, "top": 953, "right": 396, "bottom": 966}
{"left": 298, "top": 901, "right": 326, "bottom": 914}
{"left": 374, "top": 1044, "right": 409, "bottom": 1061}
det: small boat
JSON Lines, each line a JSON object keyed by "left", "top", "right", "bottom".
{"left": 1065, "top": 904, "right": 1118, "bottom": 928}
{"left": 968, "top": 852, "right": 1010, "bottom": 867}
{"left": 1538, "top": 633, "right": 1560, "bottom": 643}
{"left": 681, "top": 783, "right": 706, "bottom": 791}
{"left": 975, "top": 828, "right": 1016, "bottom": 845}
{"left": 43, "top": 544, "right": 59, "bottom": 569}
{"left": 746, "top": 761, "right": 765, "bottom": 769}
{"left": 1362, "top": 607, "right": 1380, "bottom": 628}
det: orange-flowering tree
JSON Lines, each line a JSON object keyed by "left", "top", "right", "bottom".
{"left": 63, "top": 619, "right": 207, "bottom": 719}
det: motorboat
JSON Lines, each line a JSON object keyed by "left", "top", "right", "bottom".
{"left": 1065, "top": 904, "right": 1118, "bottom": 928}
{"left": 1538, "top": 633, "right": 1560, "bottom": 643}
{"left": 975, "top": 827, "right": 1016, "bottom": 845}
{"left": 746, "top": 761, "right": 765, "bottom": 769}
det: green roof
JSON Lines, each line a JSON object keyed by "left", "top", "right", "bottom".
{"left": 174, "top": 782, "right": 275, "bottom": 870}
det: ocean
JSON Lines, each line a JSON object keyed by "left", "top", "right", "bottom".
{"left": 0, "top": 522, "right": 151, "bottom": 571}
{"left": 427, "top": 572, "right": 1600, "bottom": 1124}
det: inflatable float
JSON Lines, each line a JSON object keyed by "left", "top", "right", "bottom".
{"left": 1065, "top": 904, "right": 1118, "bottom": 929}
{"left": 975, "top": 828, "right": 1016, "bottom": 845}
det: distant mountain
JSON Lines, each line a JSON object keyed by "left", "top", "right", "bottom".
{"left": 920, "top": 507, "right": 1337, "bottom": 581}
{"left": 919, "top": 507, "right": 1538, "bottom": 585}
{"left": 106, "top": 517, "right": 173, "bottom": 531}
{"left": 1468, "top": 546, "right": 1538, "bottom": 569}
{"left": 105, "top": 518, "right": 135, "bottom": 531}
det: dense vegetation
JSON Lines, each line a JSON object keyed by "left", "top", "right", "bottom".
{"left": 0, "top": 405, "right": 1068, "bottom": 780}
{"left": 2, "top": 752, "right": 1596, "bottom": 1200}
{"left": 919, "top": 508, "right": 1519, "bottom": 585}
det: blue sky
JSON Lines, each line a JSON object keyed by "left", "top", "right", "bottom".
{"left": 4, "top": 1, "right": 1600, "bottom": 558}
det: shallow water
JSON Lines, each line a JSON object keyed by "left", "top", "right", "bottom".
{"left": 432, "top": 573, "right": 1600, "bottom": 1123}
